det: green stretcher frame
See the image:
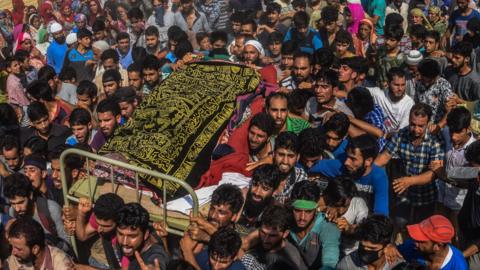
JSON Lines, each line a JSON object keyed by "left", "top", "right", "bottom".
{"left": 59, "top": 148, "right": 199, "bottom": 257}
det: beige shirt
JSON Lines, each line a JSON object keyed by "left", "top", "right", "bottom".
{"left": 6, "top": 245, "right": 74, "bottom": 270}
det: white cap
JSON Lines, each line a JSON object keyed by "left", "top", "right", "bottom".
{"left": 244, "top": 40, "right": 265, "bottom": 58}
{"left": 66, "top": 33, "right": 77, "bottom": 45}
{"left": 50, "top": 22, "right": 63, "bottom": 34}
{"left": 406, "top": 50, "right": 423, "bottom": 66}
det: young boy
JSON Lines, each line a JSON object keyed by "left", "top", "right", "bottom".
{"left": 6, "top": 56, "right": 29, "bottom": 107}
{"left": 66, "top": 107, "right": 97, "bottom": 146}
{"left": 76, "top": 80, "right": 98, "bottom": 112}
{"left": 64, "top": 28, "right": 95, "bottom": 82}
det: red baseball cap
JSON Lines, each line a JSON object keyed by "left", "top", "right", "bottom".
{"left": 407, "top": 215, "right": 455, "bottom": 243}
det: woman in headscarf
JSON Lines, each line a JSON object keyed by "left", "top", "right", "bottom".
{"left": 352, "top": 19, "right": 376, "bottom": 58}
{"left": 427, "top": 6, "right": 447, "bottom": 36}
{"left": 409, "top": 8, "right": 433, "bottom": 32}
{"left": 35, "top": 28, "right": 50, "bottom": 55}
{"left": 39, "top": 1, "right": 56, "bottom": 25}
{"left": 28, "top": 13, "right": 43, "bottom": 44}
{"left": 60, "top": 1, "right": 75, "bottom": 31}
{"left": 72, "top": 13, "right": 89, "bottom": 33}
{"left": 13, "top": 31, "right": 45, "bottom": 69}
{"left": 0, "top": 10, "right": 14, "bottom": 45}
{"left": 11, "top": 0, "right": 25, "bottom": 25}
{"left": 346, "top": 0, "right": 364, "bottom": 35}
{"left": 88, "top": 0, "right": 104, "bottom": 27}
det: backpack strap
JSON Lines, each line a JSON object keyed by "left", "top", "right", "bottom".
{"left": 35, "top": 196, "right": 58, "bottom": 237}
{"left": 102, "top": 237, "right": 121, "bottom": 270}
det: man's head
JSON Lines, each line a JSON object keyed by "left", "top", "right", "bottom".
{"left": 266, "top": 3, "right": 281, "bottom": 25}
{"left": 259, "top": 205, "right": 293, "bottom": 251}
{"left": 76, "top": 28, "right": 93, "bottom": 49}
{"left": 96, "top": 98, "right": 121, "bottom": 138}
{"left": 314, "top": 69, "right": 338, "bottom": 105}
{"left": 280, "top": 41, "right": 297, "bottom": 71}
{"left": 338, "top": 56, "right": 368, "bottom": 85}
{"left": 248, "top": 113, "right": 275, "bottom": 154}
{"left": 466, "top": 141, "right": 480, "bottom": 167}
{"left": 116, "top": 203, "right": 150, "bottom": 257}
{"left": 180, "top": 0, "right": 194, "bottom": 14}
{"left": 290, "top": 180, "right": 320, "bottom": 230}
{"left": 102, "top": 69, "right": 122, "bottom": 97}
{"left": 208, "top": 228, "right": 242, "bottom": 270}
{"left": 27, "top": 102, "right": 51, "bottom": 136}
{"left": 210, "top": 31, "right": 228, "bottom": 49}
{"left": 266, "top": 92, "right": 289, "bottom": 130}
{"left": 26, "top": 80, "right": 55, "bottom": 102}
{"left": 292, "top": 51, "right": 312, "bottom": 83}
{"left": 47, "top": 148, "right": 64, "bottom": 189}
{"left": 127, "top": 8, "right": 145, "bottom": 34}
{"left": 243, "top": 40, "right": 264, "bottom": 64}
{"left": 76, "top": 80, "right": 98, "bottom": 109}
{"left": 116, "top": 32, "right": 131, "bottom": 55}
{"left": 1, "top": 135, "right": 22, "bottom": 171}
{"left": 208, "top": 184, "right": 244, "bottom": 228}
{"left": 230, "top": 12, "right": 243, "bottom": 35}
{"left": 457, "top": 0, "right": 470, "bottom": 12}
{"left": 409, "top": 24, "right": 427, "bottom": 50}
{"left": 346, "top": 87, "right": 374, "bottom": 119}
{"left": 323, "top": 113, "right": 349, "bottom": 151}
{"left": 142, "top": 55, "right": 161, "bottom": 89}
{"left": 274, "top": 132, "right": 300, "bottom": 178}
{"left": 299, "top": 128, "right": 327, "bottom": 169}
{"left": 92, "top": 19, "right": 107, "bottom": 41}
{"left": 94, "top": 193, "right": 125, "bottom": 237}
{"left": 245, "top": 165, "right": 281, "bottom": 216}
{"left": 293, "top": 11, "right": 310, "bottom": 37}
{"left": 8, "top": 217, "right": 46, "bottom": 264}
{"left": 69, "top": 108, "right": 93, "bottom": 144}
{"left": 334, "top": 30, "right": 353, "bottom": 57}
{"left": 101, "top": 49, "right": 120, "bottom": 71}
{"left": 23, "top": 154, "right": 47, "bottom": 191}
{"left": 127, "top": 63, "right": 144, "bottom": 92}
{"left": 417, "top": 59, "right": 441, "bottom": 88}
{"left": 240, "top": 18, "right": 257, "bottom": 37}
{"left": 409, "top": 103, "right": 432, "bottom": 139}
{"left": 424, "top": 30, "right": 440, "bottom": 54}
{"left": 344, "top": 134, "right": 379, "bottom": 179}
{"left": 447, "top": 107, "right": 471, "bottom": 150}
{"left": 267, "top": 32, "right": 283, "bottom": 57}
{"left": 387, "top": 67, "right": 407, "bottom": 102}
{"left": 450, "top": 41, "right": 473, "bottom": 71}
{"left": 59, "top": 66, "right": 77, "bottom": 84}
{"left": 113, "top": 87, "right": 138, "bottom": 119}
{"left": 356, "top": 215, "right": 394, "bottom": 265}
{"left": 322, "top": 176, "right": 357, "bottom": 217}
{"left": 384, "top": 24, "right": 404, "bottom": 52}
{"left": 407, "top": 215, "right": 454, "bottom": 255}
{"left": 321, "top": 6, "right": 339, "bottom": 34}
{"left": 145, "top": 25, "right": 160, "bottom": 51}
{"left": 196, "top": 32, "right": 212, "bottom": 51}
{"left": 4, "top": 173, "right": 34, "bottom": 216}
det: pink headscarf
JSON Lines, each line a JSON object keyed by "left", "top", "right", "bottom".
{"left": 40, "top": 1, "right": 55, "bottom": 24}
{"left": 13, "top": 31, "right": 31, "bottom": 53}
{"left": 11, "top": 0, "right": 25, "bottom": 26}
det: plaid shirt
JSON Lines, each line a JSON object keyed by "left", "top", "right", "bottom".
{"left": 414, "top": 77, "right": 454, "bottom": 124}
{"left": 364, "top": 104, "right": 387, "bottom": 150}
{"left": 274, "top": 167, "right": 308, "bottom": 204}
{"left": 385, "top": 127, "right": 445, "bottom": 206}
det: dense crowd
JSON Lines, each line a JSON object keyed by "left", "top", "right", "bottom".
{"left": 1, "top": 0, "right": 480, "bottom": 269}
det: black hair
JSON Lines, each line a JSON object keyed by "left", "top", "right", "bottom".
{"left": 323, "top": 112, "right": 350, "bottom": 138}
{"left": 266, "top": 92, "right": 288, "bottom": 110}
{"left": 230, "top": 11, "right": 244, "bottom": 23}
{"left": 252, "top": 164, "right": 282, "bottom": 190}
{"left": 287, "top": 90, "right": 311, "bottom": 116}
{"left": 92, "top": 19, "right": 106, "bottom": 32}
{"left": 170, "top": 28, "right": 189, "bottom": 43}
{"left": 409, "top": 24, "right": 427, "bottom": 39}
{"left": 450, "top": 41, "right": 473, "bottom": 58}
{"left": 145, "top": 25, "right": 159, "bottom": 38}
{"left": 102, "top": 69, "right": 122, "bottom": 83}
{"left": 249, "top": 112, "right": 276, "bottom": 137}
{"left": 424, "top": 30, "right": 440, "bottom": 42}
{"left": 8, "top": 217, "right": 46, "bottom": 249}
{"left": 96, "top": 98, "right": 121, "bottom": 116}
{"left": 292, "top": 0, "right": 306, "bottom": 8}
{"left": 465, "top": 141, "right": 480, "bottom": 165}
{"left": 267, "top": 31, "right": 284, "bottom": 45}
{"left": 0, "top": 103, "right": 20, "bottom": 139}
{"left": 14, "top": 49, "right": 29, "bottom": 62}
{"left": 346, "top": 87, "right": 374, "bottom": 119}
{"left": 211, "top": 184, "right": 244, "bottom": 214}
{"left": 47, "top": 145, "right": 66, "bottom": 161}
{"left": 127, "top": 7, "right": 144, "bottom": 20}
{"left": 323, "top": 176, "right": 357, "bottom": 207}
{"left": 113, "top": 87, "right": 137, "bottom": 103}
{"left": 23, "top": 136, "right": 47, "bottom": 157}
{"left": 174, "top": 40, "right": 194, "bottom": 59}
{"left": 293, "top": 11, "right": 310, "bottom": 28}
{"left": 26, "top": 80, "right": 54, "bottom": 102}
{"left": 27, "top": 101, "right": 49, "bottom": 123}
{"left": 290, "top": 180, "right": 320, "bottom": 202}
{"left": 313, "top": 48, "right": 334, "bottom": 69}
{"left": 77, "top": 28, "right": 93, "bottom": 40}
{"left": 101, "top": 48, "right": 120, "bottom": 63}
{"left": 59, "top": 66, "right": 77, "bottom": 82}
{"left": 281, "top": 40, "right": 298, "bottom": 55}
{"left": 314, "top": 69, "right": 338, "bottom": 88}
{"left": 339, "top": 56, "right": 368, "bottom": 75}
{"left": 275, "top": 131, "right": 300, "bottom": 154}
{"left": 1, "top": 135, "right": 19, "bottom": 152}
{"left": 387, "top": 66, "right": 406, "bottom": 81}
{"left": 38, "top": 65, "right": 56, "bottom": 82}
{"left": 77, "top": 80, "right": 98, "bottom": 97}
{"left": 385, "top": 13, "right": 404, "bottom": 27}
{"left": 210, "top": 30, "right": 228, "bottom": 44}
{"left": 132, "top": 47, "right": 148, "bottom": 64}
{"left": 127, "top": 62, "right": 143, "bottom": 74}
{"left": 116, "top": 32, "right": 130, "bottom": 43}
{"left": 143, "top": 55, "right": 161, "bottom": 71}
{"left": 261, "top": 204, "right": 293, "bottom": 231}
{"left": 4, "top": 173, "right": 33, "bottom": 199}
{"left": 241, "top": 18, "right": 257, "bottom": 33}
{"left": 347, "top": 134, "right": 379, "bottom": 160}
{"left": 321, "top": 6, "right": 338, "bottom": 23}
{"left": 447, "top": 107, "right": 471, "bottom": 133}
{"left": 335, "top": 29, "right": 353, "bottom": 45}
{"left": 266, "top": 3, "right": 282, "bottom": 14}
{"left": 293, "top": 50, "right": 311, "bottom": 64}
{"left": 94, "top": 193, "right": 125, "bottom": 221}
{"left": 410, "top": 102, "right": 433, "bottom": 122}
{"left": 356, "top": 215, "right": 393, "bottom": 245}
{"left": 69, "top": 108, "right": 92, "bottom": 126}
{"left": 385, "top": 24, "right": 404, "bottom": 41}
{"left": 417, "top": 58, "right": 440, "bottom": 79}
{"left": 117, "top": 203, "right": 150, "bottom": 232}
{"left": 298, "top": 128, "right": 327, "bottom": 158}
{"left": 208, "top": 228, "right": 242, "bottom": 259}
{"left": 195, "top": 32, "right": 209, "bottom": 44}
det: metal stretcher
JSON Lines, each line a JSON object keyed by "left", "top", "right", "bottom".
{"left": 59, "top": 148, "right": 200, "bottom": 257}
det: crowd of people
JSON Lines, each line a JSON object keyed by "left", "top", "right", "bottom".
{"left": 1, "top": 0, "right": 480, "bottom": 269}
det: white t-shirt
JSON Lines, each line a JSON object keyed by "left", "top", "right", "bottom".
{"left": 368, "top": 87, "right": 414, "bottom": 133}
{"left": 304, "top": 97, "right": 354, "bottom": 128}
{"left": 341, "top": 197, "right": 369, "bottom": 255}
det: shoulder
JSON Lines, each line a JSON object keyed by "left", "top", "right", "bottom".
{"left": 49, "top": 245, "right": 74, "bottom": 267}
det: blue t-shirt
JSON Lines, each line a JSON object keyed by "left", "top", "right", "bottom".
{"left": 195, "top": 249, "right": 246, "bottom": 270}
{"left": 449, "top": 9, "right": 480, "bottom": 40}
{"left": 366, "top": 0, "right": 386, "bottom": 35}
{"left": 398, "top": 240, "right": 468, "bottom": 270}
{"left": 309, "top": 160, "right": 389, "bottom": 216}
{"left": 332, "top": 139, "right": 348, "bottom": 162}
{"left": 47, "top": 40, "right": 68, "bottom": 74}
{"left": 283, "top": 28, "right": 323, "bottom": 55}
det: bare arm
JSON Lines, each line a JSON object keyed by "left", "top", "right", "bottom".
{"left": 348, "top": 116, "right": 384, "bottom": 138}
{"left": 375, "top": 151, "right": 392, "bottom": 167}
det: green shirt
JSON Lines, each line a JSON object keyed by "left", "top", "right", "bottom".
{"left": 286, "top": 116, "right": 311, "bottom": 135}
